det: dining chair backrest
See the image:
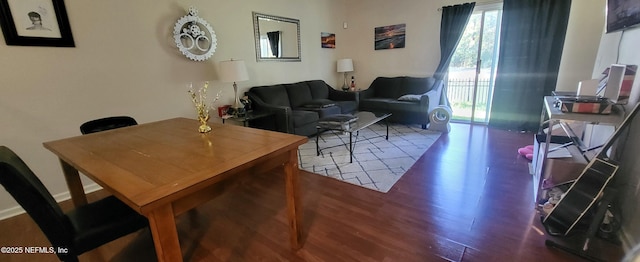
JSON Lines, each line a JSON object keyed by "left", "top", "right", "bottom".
{"left": 0, "top": 146, "right": 74, "bottom": 252}
{"left": 0, "top": 145, "right": 149, "bottom": 262}
{"left": 80, "top": 116, "right": 138, "bottom": 134}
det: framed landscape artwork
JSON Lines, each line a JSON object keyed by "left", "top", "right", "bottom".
{"left": 321, "top": 32, "right": 335, "bottom": 48}
{"left": 374, "top": 23, "right": 405, "bottom": 50}
{"left": 0, "top": 0, "right": 75, "bottom": 47}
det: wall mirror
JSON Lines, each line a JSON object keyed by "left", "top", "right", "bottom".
{"left": 252, "top": 12, "right": 301, "bottom": 62}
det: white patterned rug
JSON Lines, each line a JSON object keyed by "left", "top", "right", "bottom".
{"left": 298, "top": 123, "right": 442, "bottom": 193}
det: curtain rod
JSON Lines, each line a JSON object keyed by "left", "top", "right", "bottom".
{"left": 438, "top": 1, "right": 502, "bottom": 11}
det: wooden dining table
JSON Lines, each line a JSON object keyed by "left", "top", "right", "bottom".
{"left": 43, "top": 117, "right": 308, "bottom": 262}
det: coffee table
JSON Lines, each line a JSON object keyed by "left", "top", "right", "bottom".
{"left": 316, "top": 111, "right": 392, "bottom": 163}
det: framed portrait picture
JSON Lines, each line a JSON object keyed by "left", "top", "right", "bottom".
{"left": 0, "top": 0, "right": 75, "bottom": 47}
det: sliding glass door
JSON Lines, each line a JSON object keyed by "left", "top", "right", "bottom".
{"left": 447, "top": 5, "right": 502, "bottom": 123}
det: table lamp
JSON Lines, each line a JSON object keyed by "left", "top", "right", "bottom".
{"left": 219, "top": 59, "right": 249, "bottom": 116}
{"left": 337, "top": 58, "right": 354, "bottom": 91}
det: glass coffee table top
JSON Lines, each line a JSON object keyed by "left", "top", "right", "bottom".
{"left": 347, "top": 111, "right": 392, "bottom": 132}
{"left": 316, "top": 111, "right": 391, "bottom": 132}
{"left": 316, "top": 111, "right": 391, "bottom": 163}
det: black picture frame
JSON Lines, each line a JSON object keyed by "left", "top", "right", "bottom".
{"left": 0, "top": 0, "right": 74, "bottom": 47}
{"left": 606, "top": 0, "right": 640, "bottom": 33}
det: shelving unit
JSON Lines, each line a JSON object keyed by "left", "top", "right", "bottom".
{"left": 532, "top": 96, "right": 624, "bottom": 205}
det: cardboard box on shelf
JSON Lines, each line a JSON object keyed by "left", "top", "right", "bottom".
{"left": 532, "top": 134, "right": 573, "bottom": 173}
{"left": 542, "top": 120, "right": 585, "bottom": 137}
{"left": 535, "top": 141, "right": 587, "bottom": 189}
{"left": 542, "top": 157, "right": 587, "bottom": 187}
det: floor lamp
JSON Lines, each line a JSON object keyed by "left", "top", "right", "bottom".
{"left": 337, "top": 59, "right": 354, "bottom": 91}
{"left": 219, "top": 59, "right": 249, "bottom": 116}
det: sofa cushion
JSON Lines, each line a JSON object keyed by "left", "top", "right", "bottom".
{"left": 370, "top": 77, "right": 403, "bottom": 98}
{"left": 400, "top": 77, "right": 434, "bottom": 96}
{"left": 291, "top": 110, "right": 319, "bottom": 128}
{"left": 301, "top": 99, "right": 336, "bottom": 108}
{"left": 386, "top": 100, "right": 422, "bottom": 112}
{"left": 359, "top": 98, "right": 393, "bottom": 112}
{"left": 397, "top": 94, "right": 422, "bottom": 101}
{"left": 285, "top": 82, "right": 313, "bottom": 108}
{"left": 305, "top": 80, "right": 330, "bottom": 99}
{"left": 297, "top": 105, "right": 341, "bottom": 119}
{"left": 251, "top": 85, "right": 290, "bottom": 107}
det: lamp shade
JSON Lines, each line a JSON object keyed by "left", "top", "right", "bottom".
{"left": 218, "top": 59, "right": 249, "bottom": 82}
{"left": 337, "top": 58, "right": 354, "bottom": 73}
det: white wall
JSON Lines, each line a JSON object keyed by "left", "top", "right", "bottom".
{"left": 0, "top": 0, "right": 346, "bottom": 218}
{"left": 555, "top": 0, "right": 604, "bottom": 92}
{"left": 593, "top": 25, "right": 640, "bottom": 250}
{"left": 341, "top": 0, "right": 444, "bottom": 89}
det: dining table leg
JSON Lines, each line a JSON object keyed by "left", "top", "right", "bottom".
{"left": 59, "top": 159, "right": 88, "bottom": 207}
{"left": 148, "top": 204, "right": 183, "bottom": 262}
{"left": 284, "top": 149, "right": 303, "bottom": 249}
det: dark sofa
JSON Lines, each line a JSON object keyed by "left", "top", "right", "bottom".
{"left": 358, "top": 76, "right": 443, "bottom": 129}
{"left": 246, "top": 80, "right": 358, "bottom": 136}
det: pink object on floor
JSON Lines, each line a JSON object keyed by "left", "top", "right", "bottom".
{"left": 517, "top": 145, "right": 534, "bottom": 161}
{"left": 518, "top": 147, "right": 533, "bottom": 156}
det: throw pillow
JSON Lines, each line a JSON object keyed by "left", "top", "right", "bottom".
{"left": 397, "top": 94, "right": 421, "bottom": 101}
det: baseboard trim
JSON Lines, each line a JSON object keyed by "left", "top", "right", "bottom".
{"left": 0, "top": 183, "right": 103, "bottom": 220}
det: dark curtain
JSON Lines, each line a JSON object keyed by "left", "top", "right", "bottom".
{"left": 267, "top": 31, "right": 280, "bottom": 57}
{"left": 435, "top": 2, "right": 476, "bottom": 106}
{"left": 488, "top": 0, "right": 571, "bottom": 131}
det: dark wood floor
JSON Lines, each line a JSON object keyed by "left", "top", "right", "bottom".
{"left": 0, "top": 123, "right": 624, "bottom": 261}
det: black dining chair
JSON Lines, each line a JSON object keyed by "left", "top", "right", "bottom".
{"left": 0, "top": 146, "right": 148, "bottom": 262}
{"left": 80, "top": 116, "right": 138, "bottom": 134}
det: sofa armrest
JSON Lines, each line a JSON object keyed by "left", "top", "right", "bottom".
{"left": 358, "top": 88, "right": 375, "bottom": 99}
{"left": 420, "top": 90, "right": 439, "bottom": 111}
{"left": 247, "top": 93, "right": 293, "bottom": 133}
{"left": 420, "top": 80, "right": 443, "bottom": 113}
{"left": 327, "top": 87, "right": 357, "bottom": 101}
{"left": 267, "top": 105, "right": 293, "bottom": 134}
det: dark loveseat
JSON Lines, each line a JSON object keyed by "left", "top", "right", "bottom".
{"left": 246, "top": 80, "right": 358, "bottom": 136}
{"left": 358, "top": 76, "right": 443, "bottom": 129}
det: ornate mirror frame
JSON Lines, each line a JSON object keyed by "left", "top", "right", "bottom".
{"left": 252, "top": 12, "right": 301, "bottom": 62}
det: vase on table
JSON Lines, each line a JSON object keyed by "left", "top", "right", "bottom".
{"left": 187, "top": 81, "right": 220, "bottom": 133}
{"left": 197, "top": 106, "right": 211, "bottom": 133}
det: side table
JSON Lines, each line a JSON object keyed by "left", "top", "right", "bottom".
{"left": 221, "top": 111, "right": 274, "bottom": 127}
{"left": 533, "top": 96, "right": 624, "bottom": 205}
{"left": 343, "top": 88, "right": 361, "bottom": 106}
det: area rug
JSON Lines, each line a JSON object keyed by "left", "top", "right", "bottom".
{"left": 298, "top": 123, "right": 442, "bottom": 193}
